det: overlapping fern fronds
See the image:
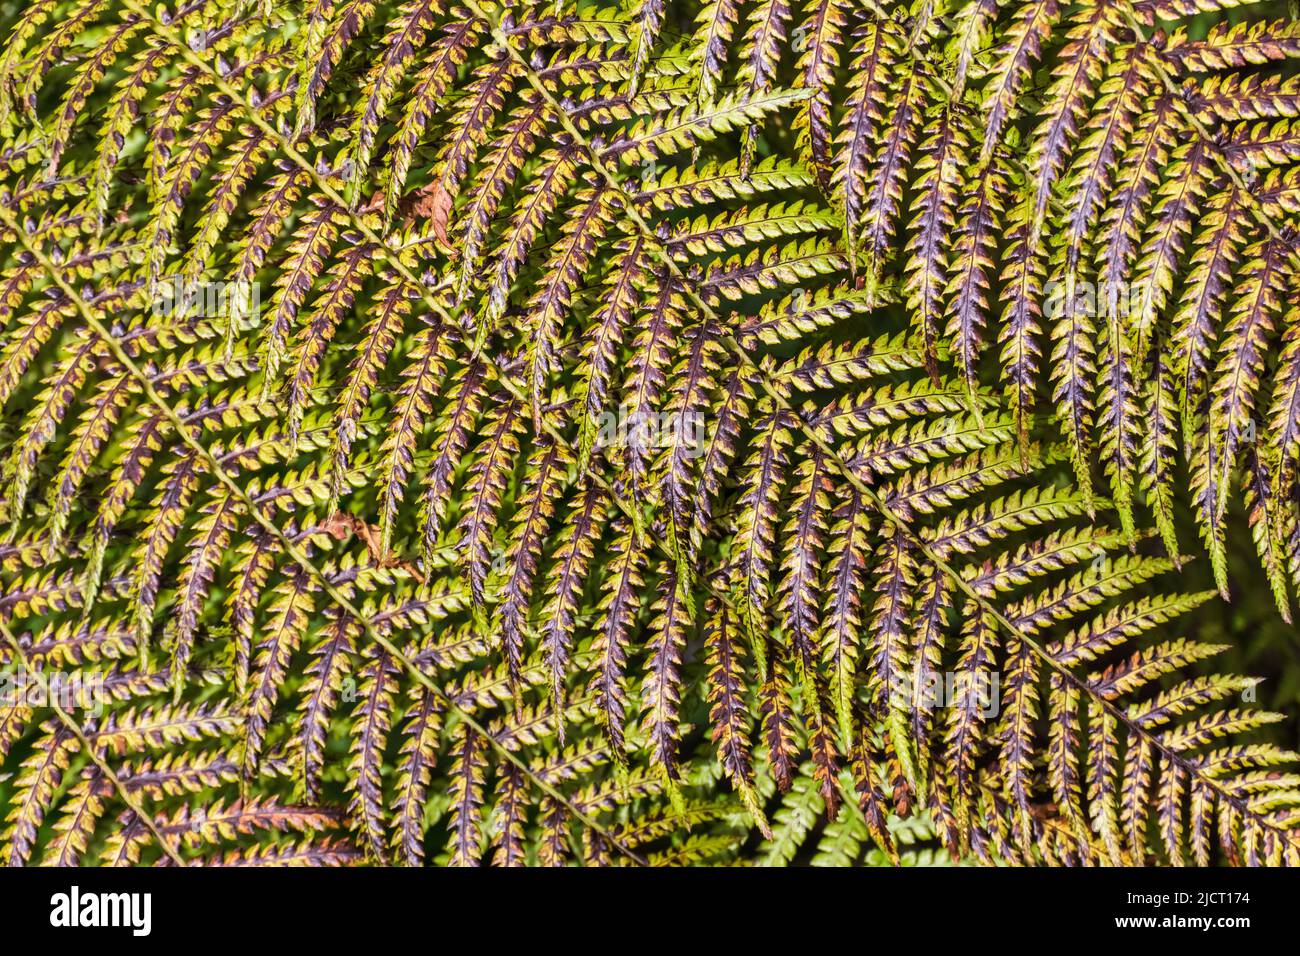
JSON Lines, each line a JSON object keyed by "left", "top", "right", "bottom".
{"left": 0, "top": 0, "right": 1297, "bottom": 868}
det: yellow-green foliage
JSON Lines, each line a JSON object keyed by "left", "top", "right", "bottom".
{"left": 0, "top": 0, "right": 1298, "bottom": 867}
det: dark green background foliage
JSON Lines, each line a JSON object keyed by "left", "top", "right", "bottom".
{"left": 0, "top": 0, "right": 1298, "bottom": 867}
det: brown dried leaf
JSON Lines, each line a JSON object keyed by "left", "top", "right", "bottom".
{"left": 413, "top": 179, "right": 454, "bottom": 248}
{"left": 319, "top": 512, "right": 426, "bottom": 582}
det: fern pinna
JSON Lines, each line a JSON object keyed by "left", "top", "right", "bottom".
{"left": 0, "top": 0, "right": 1297, "bottom": 868}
